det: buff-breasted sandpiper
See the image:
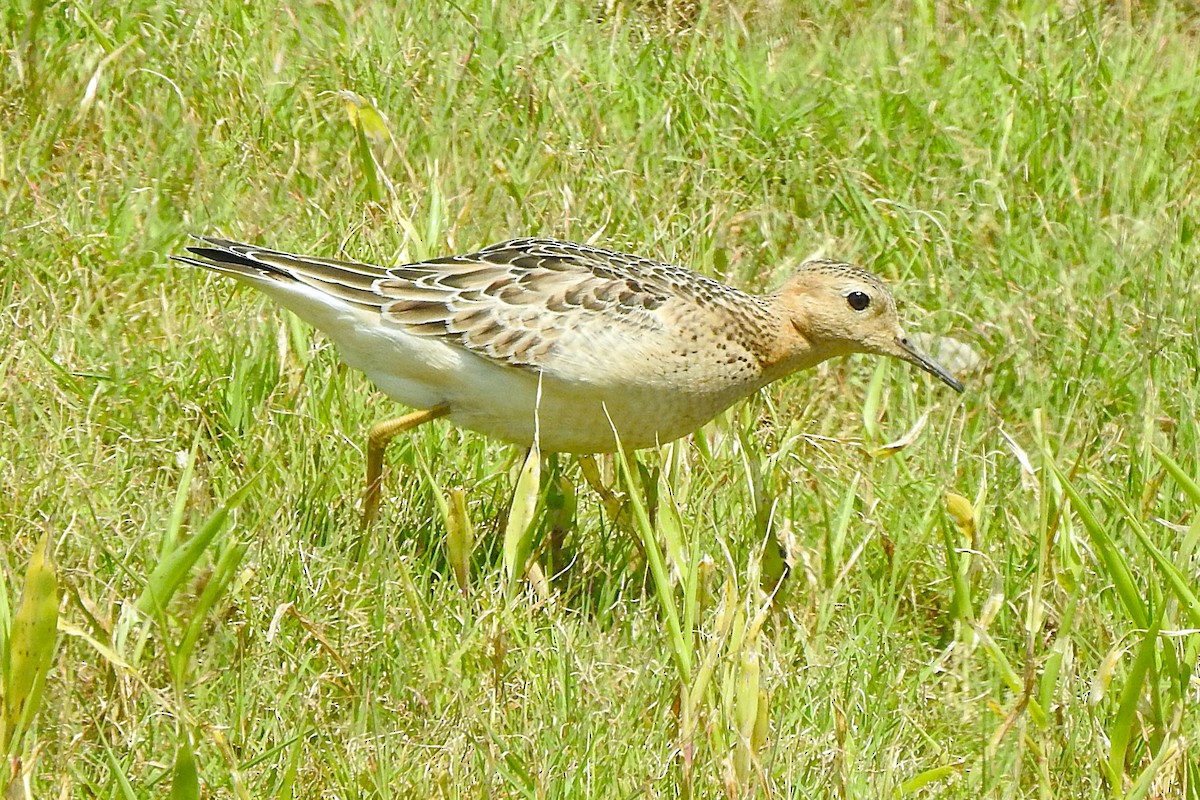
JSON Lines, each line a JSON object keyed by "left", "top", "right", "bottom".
{"left": 174, "top": 236, "right": 964, "bottom": 524}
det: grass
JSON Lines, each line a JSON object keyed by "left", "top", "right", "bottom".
{"left": 2, "top": 0, "right": 1199, "bottom": 796}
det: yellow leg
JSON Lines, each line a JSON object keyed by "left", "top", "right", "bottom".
{"left": 578, "top": 453, "right": 626, "bottom": 521}
{"left": 361, "top": 403, "right": 451, "bottom": 529}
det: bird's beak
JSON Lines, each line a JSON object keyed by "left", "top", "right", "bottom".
{"left": 896, "top": 336, "right": 964, "bottom": 393}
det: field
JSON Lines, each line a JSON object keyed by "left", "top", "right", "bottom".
{"left": 3, "top": 1, "right": 1199, "bottom": 796}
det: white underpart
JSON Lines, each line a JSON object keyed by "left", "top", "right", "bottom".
{"left": 237, "top": 272, "right": 734, "bottom": 452}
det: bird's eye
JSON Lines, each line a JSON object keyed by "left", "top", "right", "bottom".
{"left": 847, "top": 291, "right": 871, "bottom": 311}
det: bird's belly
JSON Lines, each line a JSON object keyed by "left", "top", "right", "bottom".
{"left": 306, "top": 310, "right": 751, "bottom": 452}
{"left": 353, "top": 345, "right": 744, "bottom": 451}
{"left": 445, "top": 378, "right": 743, "bottom": 452}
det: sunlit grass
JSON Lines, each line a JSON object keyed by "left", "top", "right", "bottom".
{"left": 3, "top": 0, "right": 1199, "bottom": 796}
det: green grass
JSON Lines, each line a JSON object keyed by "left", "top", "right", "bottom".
{"left": 3, "top": 0, "right": 1200, "bottom": 796}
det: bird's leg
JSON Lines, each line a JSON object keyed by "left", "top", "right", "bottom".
{"left": 361, "top": 403, "right": 451, "bottom": 529}
{"left": 578, "top": 454, "right": 625, "bottom": 521}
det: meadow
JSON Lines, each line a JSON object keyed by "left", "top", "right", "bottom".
{"left": 2, "top": 0, "right": 1198, "bottom": 796}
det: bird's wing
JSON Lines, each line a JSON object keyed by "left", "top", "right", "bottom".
{"left": 178, "top": 237, "right": 743, "bottom": 380}
{"left": 378, "top": 238, "right": 698, "bottom": 372}
{"left": 175, "top": 236, "right": 392, "bottom": 309}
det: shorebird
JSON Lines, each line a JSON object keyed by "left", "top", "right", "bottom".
{"left": 174, "top": 236, "right": 963, "bottom": 525}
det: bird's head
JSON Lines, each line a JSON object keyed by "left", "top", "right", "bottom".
{"left": 771, "top": 259, "right": 964, "bottom": 392}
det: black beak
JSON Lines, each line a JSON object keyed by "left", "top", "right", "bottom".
{"left": 897, "top": 336, "right": 964, "bottom": 393}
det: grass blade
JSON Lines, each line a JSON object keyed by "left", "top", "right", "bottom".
{"left": 943, "top": 493, "right": 976, "bottom": 624}
{"left": 169, "top": 730, "right": 200, "bottom": 800}
{"left": 502, "top": 445, "right": 541, "bottom": 600}
{"left": 172, "top": 537, "right": 250, "bottom": 685}
{"left": 1041, "top": 450, "right": 1147, "bottom": 628}
{"left": 1122, "top": 510, "right": 1200, "bottom": 628}
{"left": 446, "top": 488, "right": 476, "bottom": 594}
{"left": 2, "top": 532, "right": 59, "bottom": 756}
{"left": 1107, "top": 616, "right": 1160, "bottom": 785}
{"left": 136, "top": 475, "right": 258, "bottom": 616}
{"left": 732, "top": 645, "right": 760, "bottom": 788}
{"left": 1153, "top": 448, "right": 1200, "bottom": 505}
{"left": 825, "top": 473, "right": 860, "bottom": 588}
{"left": 898, "top": 763, "right": 963, "bottom": 796}
{"left": 614, "top": 445, "right": 690, "bottom": 682}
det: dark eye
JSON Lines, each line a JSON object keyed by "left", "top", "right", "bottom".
{"left": 847, "top": 291, "right": 871, "bottom": 311}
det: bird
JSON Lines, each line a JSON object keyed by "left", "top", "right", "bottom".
{"left": 174, "top": 236, "right": 964, "bottom": 525}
